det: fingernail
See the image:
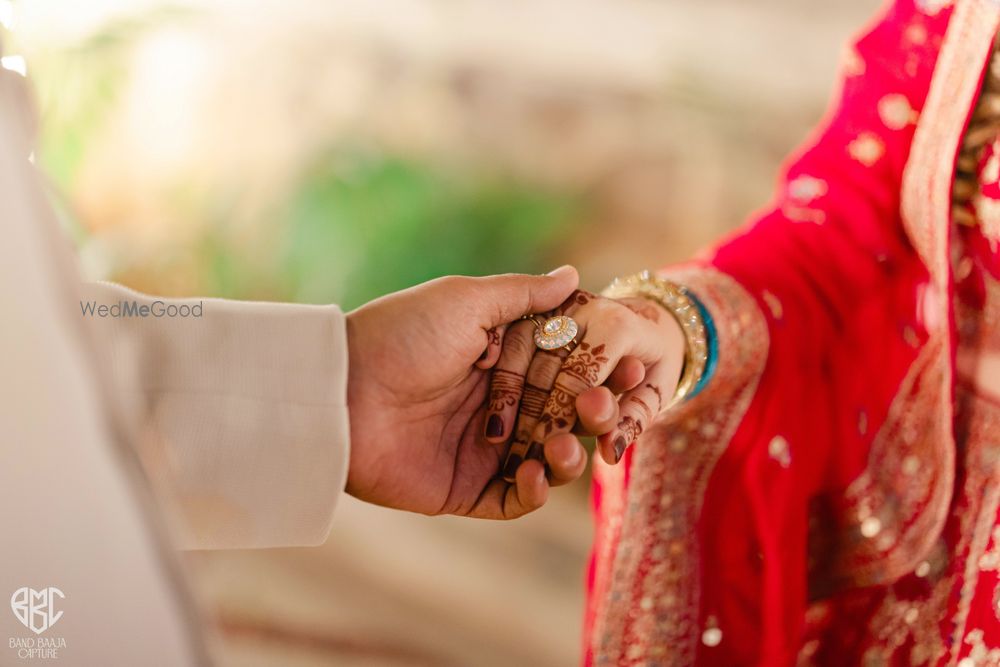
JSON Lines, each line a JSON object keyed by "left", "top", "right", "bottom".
{"left": 485, "top": 414, "right": 504, "bottom": 438}
{"left": 566, "top": 442, "right": 583, "bottom": 468}
{"left": 614, "top": 436, "right": 627, "bottom": 463}
{"left": 502, "top": 453, "right": 522, "bottom": 480}
{"left": 525, "top": 442, "right": 542, "bottom": 461}
{"left": 546, "top": 264, "right": 574, "bottom": 278}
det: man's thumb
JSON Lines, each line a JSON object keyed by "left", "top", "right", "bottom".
{"left": 481, "top": 265, "right": 579, "bottom": 325}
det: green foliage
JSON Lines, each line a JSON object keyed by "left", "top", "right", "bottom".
{"left": 276, "top": 151, "right": 578, "bottom": 309}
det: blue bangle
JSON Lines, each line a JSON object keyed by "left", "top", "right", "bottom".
{"left": 687, "top": 292, "right": 717, "bottom": 399}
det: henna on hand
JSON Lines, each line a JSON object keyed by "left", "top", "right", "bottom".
{"left": 565, "top": 290, "right": 595, "bottom": 309}
{"left": 617, "top": 415, "right": 644, "bottom": 443}
{"left": 488, "top": 369, "right": 524, "bottom": 413}
{"left": 519, "top": 381, "right": 550, "bottom": 421}
{"left": 627, "top": 395, "right": 651, "bottom": 415}
{"left": 612, "top": 415, "right": 644, "bottom": 462}
{"left": 503, "top": 345, "right": 575, "bottom": 481}
{"left": 537, "top": 382, "right": 577, "bottom": 437}
{"left": 497, "top": 289, "right": 603, "bottom": 481}
{"left": 622, "top": 299, "right": 663, "bottom": 324}
{"left": 610, "top": 382, "right": 663, "bottom": 462}
{"left": 534, "top": 341, "right": 609, "bottom": 438}
{"left": 562, "top": 342, "right": 609, "bottom": 385}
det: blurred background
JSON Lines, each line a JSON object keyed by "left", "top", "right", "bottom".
{"left": 6, "top": 0, "right": 876, "bottom": 664}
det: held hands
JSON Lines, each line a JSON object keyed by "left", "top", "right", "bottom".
{"left": 345, "top": 268, "right": 686, "bottom": 521}
{"left": 484, "top": 290, "right": 685, "bottom": 479}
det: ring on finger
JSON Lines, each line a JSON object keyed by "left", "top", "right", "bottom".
{"left": 532, "top": 315, "right": 579, "bottom": 351}
{"left": 520, "top": 313, "right": 543, "bottom": 327}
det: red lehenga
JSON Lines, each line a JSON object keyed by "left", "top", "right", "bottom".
{"left": 585, "top": 1, "right": 1000, "bottom": 665}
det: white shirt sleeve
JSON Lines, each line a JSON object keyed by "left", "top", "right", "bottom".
{"left": 80, "top": 281, "right": 352, "bottom": 549}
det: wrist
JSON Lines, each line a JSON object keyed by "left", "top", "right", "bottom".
{"left": 343, "top": 310, "right": 368, "bottom": 494}
{"left": 659, "top": 302, "right": 687, "bottom": 373}
{"left": 603, "top": 271, "right": 711, "bottom": 406}
{"left": 616, "top": 295, "right": 685, "bottom": 355}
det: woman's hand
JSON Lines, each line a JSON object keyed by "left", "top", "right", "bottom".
{"left": 484, "top": 290, "right": 686, "bottom": 480}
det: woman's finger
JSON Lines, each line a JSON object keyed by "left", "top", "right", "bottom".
{"left": 575, "top": 386, "right": 620, "bottom": 435}
{"left": 498, "top": 290, "right": 595, "bottom": 479}
{"left": 518, "top": 335, "right": 618, "bottom": 465}
{"left": 509, "top": 309, "right": 630, "bottom": 476}
{"left": 522, "top": 300, "right": 669, "bottom": 467}
{"left": 597, "top": 366, "right": 672, "bottom": 464}
{"left": 484, "top": 290, "right": 593, "bottom": 443}
{"left": 501, "top": 344, "right": 575, "bottom": 481}
{"left": 569, "top": 359, "right": 643, "bottom": 434}
{"left": 483, "top": 320, "right": 536, "bottom": 442}
{"left": 605, "top": 355, "right": 646, "bottom": 394}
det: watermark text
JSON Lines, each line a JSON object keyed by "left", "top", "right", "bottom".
{"left": 79, "top": 300, "right": 203, "bottom": 318}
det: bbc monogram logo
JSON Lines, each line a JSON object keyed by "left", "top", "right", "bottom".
{"left": 8, "top": 588, "right": 67, "bottom": 660}
{"left": 10, "top": 588, "right": 64, "bottom": 635}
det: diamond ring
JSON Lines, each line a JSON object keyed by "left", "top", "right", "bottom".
{"left": 532, "top": 315, "right": 579, "bottom": 351}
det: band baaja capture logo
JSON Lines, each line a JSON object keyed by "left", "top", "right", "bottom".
{"left": 9, "top": 588, "right": 67, "bottom": 660}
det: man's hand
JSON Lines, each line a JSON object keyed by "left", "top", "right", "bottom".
{"left": 345, "top": 266, "right": 587, "bottom": 519}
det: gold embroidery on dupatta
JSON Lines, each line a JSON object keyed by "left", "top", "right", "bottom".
{"left": 808, "top": 335, "right": 951, "bottom": 597}
{"left": 961, "top": 629, "right": 1000, "bottom": 665}
{"left": 843, "top": 45, "right": 867, "bottom": 78}
{"left": 978, "top": 525, "right": 1000, "bottom": 573}
{"left": 865, "top": 0, "right": 1000, "bottom": 591}
{"left": 848, "top": 132, "right": 887, "bottom": 166}
{"left": 947, "top": 396, "right": 1000, "bottom": 665}
{"left": 783, "top": 176, "right": 829, "bottom": 224}
{"left": 859, "top": 390, "right": 1000, "bottom": 666}
{"left": 859, "top": 549, "right": 952, "bottom": 666}
{"left": 879, "top": 94, "right": 919, "bottom": 131}
{"left": 976, "top": 194, "right": 1000, "bottom": 244}
{"left": 590, "top": 267, "right": 768, "bottom": 666}
{"left": 959, "top": 271, "right": 1000, "bottom": 351}
{"left": 902, "top": 0, "right": 999, "bottom": 283}
{"left": 916, "top": 0, "right": 955, "bottom": 17}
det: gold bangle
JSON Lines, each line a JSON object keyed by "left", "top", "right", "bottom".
{"left": 602, "top": 270, "right": 708, "bottom": 407}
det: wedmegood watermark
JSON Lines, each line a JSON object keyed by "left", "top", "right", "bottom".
{"left": 8, "top": 588, "right": 66, "bottom": 660}
{"left": 79, "top": 299, "right": 203, "bottom": 318}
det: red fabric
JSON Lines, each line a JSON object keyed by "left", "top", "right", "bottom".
{"left": 585, "top": 1, "right": 1000, "bottom": 664}
{"left": 700, "top": 2, "right": 942, "bottom": 661}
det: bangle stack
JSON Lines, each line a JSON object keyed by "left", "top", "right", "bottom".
{"left": 602, "top": 270, "right": 715, "bottom": 407}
